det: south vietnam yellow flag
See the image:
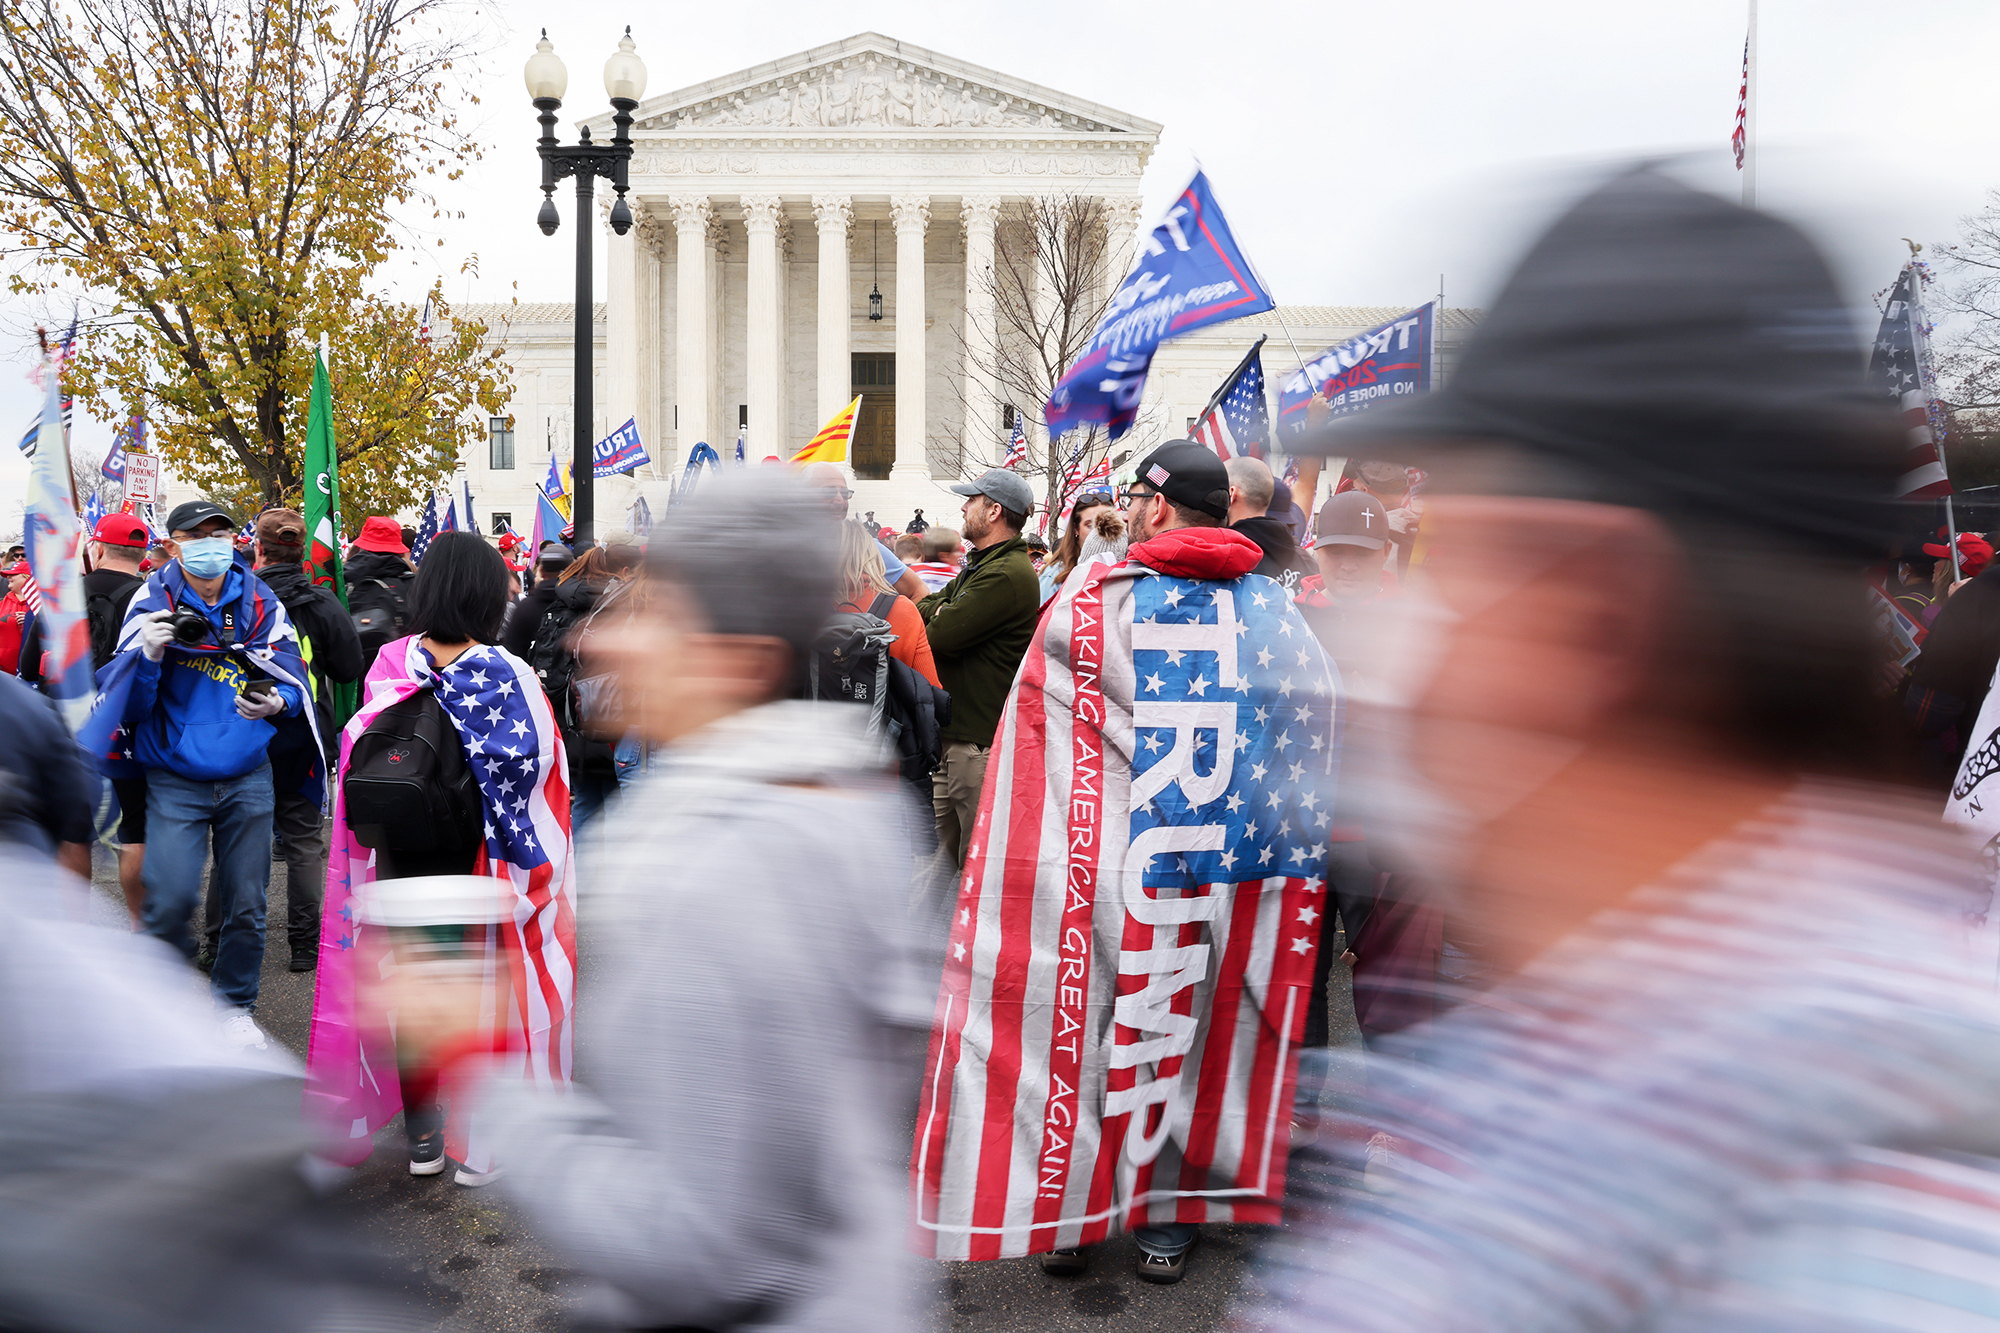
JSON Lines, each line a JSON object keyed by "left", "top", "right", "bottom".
{"left": 789, "top": 395, "right": 863, "bottom": 466}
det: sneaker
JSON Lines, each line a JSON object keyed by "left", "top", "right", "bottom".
{"left": 219, "top": 1011, "right": 268, "bottom": 1051}
{"left": 408, "top": 1132, "right": 447, "bottom": 1177}
{"left": 1039, "top": 1248, "right": 1089, "bottom": 1276}
{"left": 288, "top": 946, "right": 317, "bottom": 973}
{"left": 1136, "top": 1245, "right": 1192, "bottom": 1285}
{"left": 454, "top": 1165, "right": 503, "bottom": 1188}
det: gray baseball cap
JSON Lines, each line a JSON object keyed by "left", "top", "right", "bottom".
{"left": 1311, "top": 491, "right": 1391, "bottom": 550}
{"left": 949, "top": 467, "right": 1035, "bottom": 517}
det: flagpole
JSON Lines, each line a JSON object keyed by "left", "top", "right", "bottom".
{"left": 1742, "top": 0, "right": 1758, "bottom": 209}
{"left": 1196, "top": 336, "right": 1269, "bottom": 427}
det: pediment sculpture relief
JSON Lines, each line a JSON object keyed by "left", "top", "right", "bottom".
{"left": 674, "top": 63, "right": 1096, "bottom": 132}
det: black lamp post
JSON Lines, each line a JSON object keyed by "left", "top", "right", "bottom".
{"left": 523, "top": 28, "right": 647, "bottom": 549}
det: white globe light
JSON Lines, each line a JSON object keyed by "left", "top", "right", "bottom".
{"left": 603, "top": 28, "right": 647, "bottom": 104}
{"left": 523, "top": 31, "right": 567, "bottom": 103}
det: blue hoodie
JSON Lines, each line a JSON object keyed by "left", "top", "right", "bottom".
{"left": 117, "top": 563, "right": 306, "bottom": 782}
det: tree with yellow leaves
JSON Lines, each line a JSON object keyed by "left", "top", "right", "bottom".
{"left": 0, "top": 0, "right": 510, "bottom": 519}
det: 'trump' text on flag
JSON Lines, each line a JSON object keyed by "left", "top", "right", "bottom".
{"left": 1276, "top": 304, "right": 1435, "bottom": 444}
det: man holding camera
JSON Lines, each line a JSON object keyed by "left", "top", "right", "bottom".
{"left": 109, "top": 501, "right": 311, "bottom": 1048}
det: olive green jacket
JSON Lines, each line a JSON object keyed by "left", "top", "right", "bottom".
{"left": 916, "top": 536, "right": 1041, "bottom": 745}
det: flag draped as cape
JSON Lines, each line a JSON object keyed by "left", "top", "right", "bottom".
{"left": 304, "top": 635, "right": 575, "bottom": 1171}
{"left": 914, "top": 526, "right": 1341, "bottom": 1260}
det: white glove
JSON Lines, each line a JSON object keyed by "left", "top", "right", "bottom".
{"left": 137, "top": 610, "right": 175, "bottom": 663}
{"left": 1385, "top": 505, "right": 1418, "bottom": 536}
{"left": 235, "top": 689, "right": 286, "bottom": 720}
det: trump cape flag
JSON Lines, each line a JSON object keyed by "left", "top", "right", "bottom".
{"left": 914, "top": 525, "right": 1341, "bottom": 1259}
{"left": 304, "top": 635, "right": 575, "bottom": 1172}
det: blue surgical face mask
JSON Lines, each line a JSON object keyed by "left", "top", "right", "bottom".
{"left": 178, "top": 536, "right": 235, "bottom": 579}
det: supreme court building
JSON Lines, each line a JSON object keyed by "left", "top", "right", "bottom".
{"left": 456, "top": 33, "right": 1474, "bottom": 534}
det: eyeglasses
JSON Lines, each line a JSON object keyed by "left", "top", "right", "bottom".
{"left": 1117, "top": 487, "right": 1157, "bottom": 509}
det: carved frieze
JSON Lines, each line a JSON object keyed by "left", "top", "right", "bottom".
{"left": 651, "top": 55, "right": 1118, "bottom": 134}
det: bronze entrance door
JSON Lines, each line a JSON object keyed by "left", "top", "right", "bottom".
{"left": 851, "top": 353, "right": 895, "bottom": 480}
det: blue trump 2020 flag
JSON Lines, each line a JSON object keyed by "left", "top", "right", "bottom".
{"left": 1276, "top": 303, "right": 1435, "bottom": 443}
{"left": 1046, "top": 171, "right": 1272, "bottom": 442}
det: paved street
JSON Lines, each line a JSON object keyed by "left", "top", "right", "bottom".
{"left": 83, "top": 841, "right": 1357, "bottom": 1331}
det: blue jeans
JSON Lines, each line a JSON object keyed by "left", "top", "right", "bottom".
{"left": 143, "top": 764, "right": 275, "bottom": 1012}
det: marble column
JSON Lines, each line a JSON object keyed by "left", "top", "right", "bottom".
{"left": 1103, "top": 195, "right": 1146, "bottom": 290}
{"left": 811, "top": 194, "right": 852, "bottom": 428}
{"left": 960, "top": 194, "right": 1003, "bottom": 478}
{"left": 634, "top": 212, "right": 664, "bottom": 467}
{"left": 666, "top": 194, "right": 713, "bottom": 454}
{"left": 889, "top": 193, "right": 931, "bottom": 481}
{"left": 741, "top": 194, "right": 783, "bottom": 459}
{"left": 605, "top": 200, "right": 639, "bottom": 452}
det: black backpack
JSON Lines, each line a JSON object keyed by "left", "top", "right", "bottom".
{"left": 802, "top": 593, "right": 951, "bottom": 785}
{"left": 87, "top": 577, "right": 142, "bottom": 671}
{"left": 526, "top": 583, "right": 598, "bottom": 731}
{"left": 342, "top": 688, "right": 485, "bottom": 853}
{"left": 347, "top": 576, "right": 409, "bottom": 667}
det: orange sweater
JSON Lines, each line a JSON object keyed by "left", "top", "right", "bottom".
{"left": 838, "top": 593, "right": 941, "bottom": 688}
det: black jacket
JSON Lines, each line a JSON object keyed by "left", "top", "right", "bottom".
{"left": 341, "top": 548, "right": 415, "bottom": 610}
{"left": 1231, "top": 515, "right": 1316, "bottom": 595}
{"left": 502, "top": 579, "right": 565, "bottom": 660}
{"left": 255, "top": 561, "right": 365, "bottom": 793}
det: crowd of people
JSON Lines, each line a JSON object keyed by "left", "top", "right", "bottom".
{"left": 6, "top": 164, "right": 2000, "bottom": 1333}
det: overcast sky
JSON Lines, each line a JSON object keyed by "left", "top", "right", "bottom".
{"left": 4, "top": 0, "right": 1998, "bottom": 522}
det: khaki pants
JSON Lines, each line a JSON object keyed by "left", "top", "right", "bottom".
{"left": 931, "top": 740, "right": 992, "bottom": 877}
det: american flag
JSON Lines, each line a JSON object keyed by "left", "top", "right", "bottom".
{"left": 1191, "top": 342, "right": 1271, "bottom": 461}
{"left": 307, "top": 635, "right": 575, "bottom": 1173}
{"left": 1871, "top": 265, "right": 1950, "bottom": 498}
{"left": 915, "top": 549, "right": 1341, "bottom": 1259}
{"left": 411, "top": 491, "right": 441, "bottom": 562}
{"left": 1004, "top": 415, "right": 1029, "bottom": 470}
{"left": 1732, "top": 39, "right": 1749, "bottom": 170}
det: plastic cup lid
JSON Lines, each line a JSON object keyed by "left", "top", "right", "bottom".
{"left": 356, "top": 874, "right": 512, "bottom": 928}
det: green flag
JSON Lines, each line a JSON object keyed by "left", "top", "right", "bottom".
{"left": 302, "top": 346, "right": 358, "bottom": 727}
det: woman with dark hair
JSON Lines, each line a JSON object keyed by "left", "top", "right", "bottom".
{"left": 1038, "top": 488, "right": 1118, "bottom": 605}
{"left": 306, "top": 530, "right": 575, "bottom": 1188}
{"left": 505, "top": 540, "right": 642, "bottom": 830}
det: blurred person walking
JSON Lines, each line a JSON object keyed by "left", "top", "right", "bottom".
{"left": 1251, "top": 167, "right": 2000, "bottom": 1333}
{"left": 506, "top": 541, "right": 641, "bottom": 831}
{"left": 371, "top": 475, "right": 921, "bottom": 1333}
{"left": 0, "top": 842, "right": 430, "bottom": 1332}
{"left": 910, "top": 526, "right": 964, "bottom": 593}
{"left": 306, "top": 531, "right": 574, "bottom": 1186}
{"left": 0, "top": 671, "right": 94, "bottom": 873}
{"left": 916, "top": 442, "right": 1339, "bottom": 1284}
{"left": 83, "top": 500, "right": 312, "bottom": 1051}
{"left": 918, "top": 468, "right": 1041, "bottom": 877}
{"left": 82, "top": 514, "right": 152, "bottom": 922}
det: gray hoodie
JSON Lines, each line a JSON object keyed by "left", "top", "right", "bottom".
{"left": 483, "top": 702, "right": 925, "bottom": 1333}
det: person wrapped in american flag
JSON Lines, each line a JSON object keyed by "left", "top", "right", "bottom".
{"left": 305, "top": 532, "right": 574, "bottom": 1186}
{"left": 916, "top": 439, "right": 1341, "bottom": 1283}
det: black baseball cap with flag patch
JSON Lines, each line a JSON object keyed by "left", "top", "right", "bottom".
{"left": 1132, "top": 440, "right": 1230, "bottom": 520}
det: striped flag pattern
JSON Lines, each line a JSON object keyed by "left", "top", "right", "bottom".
{"left": 789, "top": 394, "right": 864, "bottom": 466}
{"left": 306, "top": 635, "right": 575, "bottom": 1173}
{"left": 1190, "top": 342, "right": 1271, "bottom": 462}
{"left": 914, "top": 547, "right": 1340, "bottom": 1259}
{"left": 1004, "top": 415, "right": 1030, "bottom": 470}
{"left": 1871, "top": 265, "right": 1951, "bottom": 498}
{"left": 1732, "top": 39, "right": 1749, "bottom": 170}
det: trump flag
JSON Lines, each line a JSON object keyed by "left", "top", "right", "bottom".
{"left": 1276, "top": 304, "right": 1434, "bottom": 443}
{"left": 914, "top": 530, "right": 1340, "bottom": 1260}
{"left": 1046, "top": 172, "right": 1272, "bottom": 443}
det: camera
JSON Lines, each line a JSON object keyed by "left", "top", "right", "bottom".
{"left": 166, "top": 608, "right": 213, "bottom": 645}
